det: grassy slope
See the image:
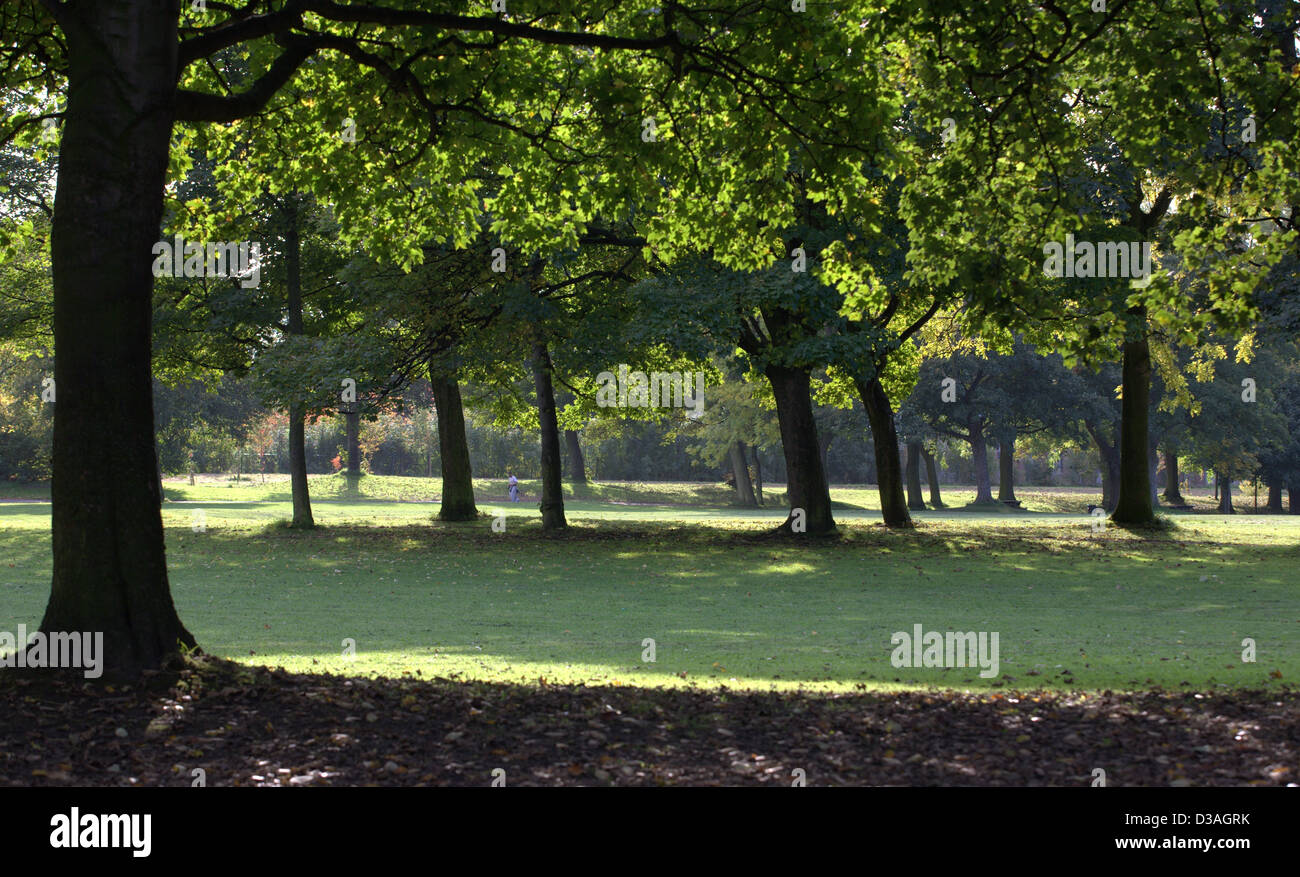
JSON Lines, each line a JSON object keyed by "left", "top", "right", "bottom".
{"left": 2, "top": 476, "right": 1296, "bottom": 693}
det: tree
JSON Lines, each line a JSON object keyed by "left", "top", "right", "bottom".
{"left": 900, "top": 0, "right": 1299, "bottom": 526}
{"left": 1076, "top": 362, "right": 1124, "bottom": 512}
{"left": 632, "top": 254, "right": 845, "bottom": 535}
{"left": 1253, "top": 255, "right": 1300, "bottom": 513}
{"left": 921, "top": 444, "right": 945, "bottom": 509}
{"left": 4, "top": 1, "right": 897, "bottom": 672}
{"left": 986, "top": 339, "right": 1089, "bottom": 507}
{"left": 684, "top": 367, "right": 779, "bottom": 508}
{"left": 905, "top": 332, "right": 1089, "bottom": 507}
{"left": 1181, "top": 341, "right": 1289, "bottom": 513}
{"left": 906, "top": 343, "right": 1000, "bottom": 506}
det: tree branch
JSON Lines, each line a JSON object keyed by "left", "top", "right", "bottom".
{"left": 175, "top": 36, "right": 316, "bottom": 122}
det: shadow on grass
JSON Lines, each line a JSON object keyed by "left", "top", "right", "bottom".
{"left": 1108, "top": 514, "right": 1181, "bottom": 535}
{"left": 4, "top": 656, "right": 1295, "bottom": 785}
{"left": 0, "top": 503, "right": 51, "bottom": 516}
{"left": 225, "top": 514, "right": 1294, "bottom": 557}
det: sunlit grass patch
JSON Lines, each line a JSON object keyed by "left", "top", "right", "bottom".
{"left": 3, "top": 482, "right": 1296, "bottom": 693}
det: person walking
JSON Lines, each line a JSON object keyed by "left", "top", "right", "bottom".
{"left": 508, "top": 474, "right": 519, "bottom": 503}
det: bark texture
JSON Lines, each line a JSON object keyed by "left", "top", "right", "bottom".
{"left": 430, "top": 373, "right": 478, "bottom": 521}
{"left": 857, "top": 376, "right": 912, "bottom": 528}
{"left": 531, "top": 340, "right": 567, "bottom": 531}
{"left": 40, "top": 1, "right": 195, "bottom": 676}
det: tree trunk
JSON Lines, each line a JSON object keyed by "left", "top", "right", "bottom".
{"left": 970, "top": 422, "right": 995, "bottom": 504}
{"left": 1290, "top": 487, "right": 1298, "bottom": 514}
{"left": 1102, "top": 457, "right": 1118, "bottom": 510}
{"left": 905, "top": 440, "right": 926, "bottom": 510}
{"left": 1148, "top": 441, "right": 1160, "bottom": 508}
{"left": 1162, "top": 447, "right": 1184, "bottom": 504}
{"left": 922, "top": 446, "right": 944, "bottom": 508}
{"left": 429, "top": 372, "right": 478, "bottom": 521}
{"left": 997, "top": 437, "right": 1017, "bottom": 504}
{"left": 344, "top": 407, "right": 361, "bottom": 494}
{"left": 1216, "top": 471, "right": 1234, "bottom": 513}
{"left": 288, "top": 405, "right": 314, "bottom": 527}
{"left": 1113, "top": 325, "right": 1155, "bottom": 524}
{"left": 818, "top": 432, "right": 833, "bottom": 481}
{"left": 754, "top": 449, "right": 764, "bottom": 505}
{"left": 1087, "top": 421, "right": 1121, "bottom": 512}
{"left": 1266, "top": 482, "right": 1283, "bottom": 514}
{"left": 766, "top": 365, "right": 835, "bottom": 534}
{"left": 564, "top": 429, "right": 588, "bottom": 486}
{"left": 530, "top": 339, "right": 567, "bottom": 531}
{"left": 285, "top": 199, "right": 314, "bottom": 529}
{"left": 856, "top": 376, "right": 912, "bottom": 528}
{"left": 36, "top": 1, "right": 197, "bottom": 677}
{"left": 729, "top": 441, "right": 757, "bottom": 506}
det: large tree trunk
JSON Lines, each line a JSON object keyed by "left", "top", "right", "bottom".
{"left": 38, "top": 1, "right": 196, "bottom": 677}
{"left": 754, "top": 448, "right": 764, "bottom": 505}
{"left": 997, "top": 436, "right": 1017, "bottom": 504}
{"left": 1266, "top": 482, "right": 1284, "bottom": 514}
{"left": 1216, "top": 471, "right": 1234, "bottom": 514}
{"left": 1162, "top": 447, "right": 1184, "bottom": 504}
{"left": 285, "top": 199, "right": 314, "bottom": 529}
{"left": 766, "top": 365, "right": 835, "bottom": 535}
{"left": 530, "top": 339, "right": 567, "bottom": 531}
{"left": 922, "top": 446, "right": 945, "bottom": 508}
{"left": 429, "top": 372, "right": 478, "bottom": 521}
{"left": 970, "top": 422, "right": 995, "bottom": 504}
{"left": 1290, "top": 487, "right": 1298, "bottom": 514}
{"left": 856, "top": 376, "right": 912, "bottom": 528}
{"left": 905, "top": 440, "right": 926, "bottom": 510}
{"left": 1113, "top": 324, "right": 1156, "bottom": 524}
{"left": 729, "top": 441, "right": 757, "bottom": 507}
{"left": 564, "top": 429, "right": 587, "bottom": 486}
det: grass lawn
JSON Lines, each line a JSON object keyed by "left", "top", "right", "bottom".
{"left": 2, "top": 476, "right": 1296, "bottom": 693}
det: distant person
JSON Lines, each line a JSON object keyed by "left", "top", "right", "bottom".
{"left": 508, "top": 475, "right": 519, "bottom": 502}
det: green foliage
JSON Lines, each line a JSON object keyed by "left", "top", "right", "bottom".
{"left": 0, "top": 348, "right": 52, "bottom": 480}
{"left": 1182, "top": 340, "right": 1289, "bottom": 481}
{"left": 680, "top": 368, "right": 780, "bottom": 468}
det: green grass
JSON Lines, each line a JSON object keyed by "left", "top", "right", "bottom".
{"left": 153, "top": 472, "right": 1246, "bottom": 515}
{"left": 2, "top": 477, "right": 1296, "bottom": 693}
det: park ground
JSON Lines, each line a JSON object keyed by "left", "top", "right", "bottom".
{"left": 2, "top": 475, "right": 1297, "bottom": 785}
